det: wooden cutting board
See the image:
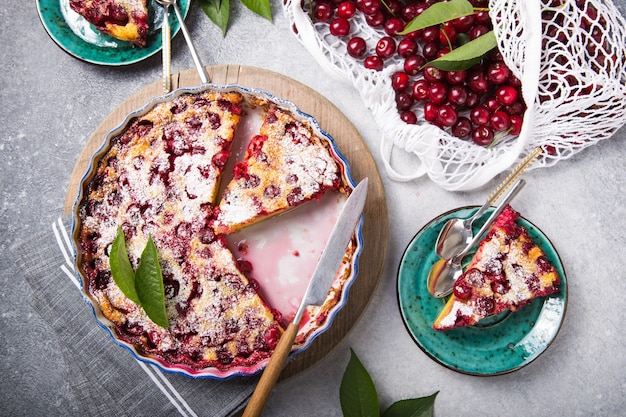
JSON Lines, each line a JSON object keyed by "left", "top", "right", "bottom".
{"left": 63, "top": 64, "right": 388, "bottom": 381}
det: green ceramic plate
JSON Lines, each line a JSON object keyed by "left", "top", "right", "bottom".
{"left": 397, "top": 206, "right": 567, "bottom": 376}
{"left": 36, "top": 0, "right": 190, "bottom": 66}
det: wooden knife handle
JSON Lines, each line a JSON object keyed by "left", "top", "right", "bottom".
{"left": 242, "top": 322, "right": 299, "bottom": 417}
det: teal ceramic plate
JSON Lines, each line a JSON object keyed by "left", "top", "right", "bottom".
{"left": 397, "top": 206, "right": 567, "bottom": 376}
{"left": 36, "top": 0, "right": 190, "bottom": 65}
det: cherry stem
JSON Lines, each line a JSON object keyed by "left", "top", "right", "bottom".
{"left": 487, "top": 128, "right": 513, "bottom": 149}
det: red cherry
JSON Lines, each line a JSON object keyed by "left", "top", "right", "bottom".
{"left": 475, "top": 10, "right": 491, "bottom": 25}
{"left": 314, "top": 2, "right": 333, "bottom": 22}
{"left": 451, "top": 117, "right": 472, "bottom": 139}
{"left": 358, "top": 0, "right": 381, "bottom": 15}
{"left": 375, "top": 36, "right": 396, "bottom": 58}
{"left": 427, "top": 82, "right": 448, "bottom": 104}
{"left": 469, "top": 24, "right": 490, "bottom": 40}
{"left": 452, "top": 14, "right": 475, "bottom": 32}
{"left": 365, "top": 10, "right": 385, "bottom": 27}
{"left": 364, "top": 55, "right": 384, "bottom": 71}
{"left": 411, "top": 79, "right": 430, "bottom": 101}
{"left": 436, "top": 105, "right": 459, "bottom": 127}
{"left": 467, "top": 69, "right": 489, "bottom": 93}
{"left": 329, "top": 17, "right": 351, "bottom": 37}
{"left": 422, "top": 42, "right": 440, "bottom": 60}
{"left": 395, "top": 92, "right": 414, "bottom": 110}
{"left": 401, "top": 3, "right": 419, "bottom": 21}
{"left": 400, "top": 110, "right": 418, "bottom": 124}
{"left": 421, "top": 26, "right": 440, "bottom": 43}
{"left": 495, "top": 85, "right": 519, "bottom": 105}
{"left": 397, "top": 38, "right": 418, "bottom": 58}
{"left": 509, "top": 115, "right": 523, "bottom": 135}
{"left": 439, "top": 23, "right": 457, "bottom": 45}
{"left": 404, "top": 55, "right": 426, "bottom": 75}
{"left": 391, "top": 71, "right": 411, "bottom": 91}
{"left": 487, "top": 62, "right": 511, "bottom": 84}
{"left": 472, "top": 125, "right": 494, "bottom": 146}
{"left": 470, "top": 105, "right": 490, "bottom": 125}
{"left": 423, "top": 65, "right": 444, "bottom": 82}
{"left": 485, "top": 96, "right": 501, "bottom": 112}
{"left": 447, "top": 85, "right": 468, "bottom": 106}
{"left": 385, "top": 17, "right": 405, "bottom": 36}
{"left": 337, "top": 1, "right": 356, "bottom": 18}
{"left": 489, "top": 110, "right": 511, "bottom": 131}
{"left": 423, "top": 101, "right": 439, "bottom": 122}
{"left": 445, "top": 70, "right": 466, "bottom": 84}
{"left": 347, "top": 36, "right": 367, "bottom": 58}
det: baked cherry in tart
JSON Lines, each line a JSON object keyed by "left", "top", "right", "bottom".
{"left": 211, "top": 106, "right": 344, "bottom": 235}
{"left": 76, "top": 89, "right": 353, "bottom": 374}
{"left": 433, "top": 206, "right": 560, "bottom": 331}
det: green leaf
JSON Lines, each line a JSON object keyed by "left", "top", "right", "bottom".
{"left": 109, "top": 226, "right": 140, "bottom": 304}
{"left": 240, "top": 0, "right": 272, "bottom": 22}
{"left": 382, "top": 392, "right": 439, "bottom": 417}
{"left": 399, "top": 0, "right": 474, "bottom": 35}
{"left": 199, "top": 0, "right": 230, "bottom": 37}
{"left": 135, "top": 236, "right": 169, "bottom": 328}
{"left": 427, "top": 31, "right": 497, "bottom": 70}
{"left": 340, "top": 349, "right": 380, "bottom": 417}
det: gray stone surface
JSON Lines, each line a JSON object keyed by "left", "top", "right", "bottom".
{"left": 2, "top": 1, "right": 625, "bottom": 416}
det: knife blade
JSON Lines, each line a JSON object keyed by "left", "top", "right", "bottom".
{"left": 242, "top": 177, "right": 369, "bottom": 417}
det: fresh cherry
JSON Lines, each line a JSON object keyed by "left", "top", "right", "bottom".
{"left": 376, "top": 36, "right": 396, "bottom": 58}
{"left": 391, "top": 71, "right": 411, "bottom": 91}
{"left": 397, "top": 38, "right": 418, "bottom": 58}
{"left": 495, "top": 85, "right": 519, "bottom": 105}
{"left": 489, "top": 110, "right": 511, "bottom": 131}
{"left": 451, "top": 117, "right": 472, "bottom": 138}
{"left": 400, "top": 110, "right": 418, "bottom": 124}
{"left": 364, "top": 55, "right": 384, "bottom": 71}
{"left": 347, "top": 36, "right": 367, "bottom": 58}
{"left": 472, "top": 125, "right": 494, "bottom": 146}
{"left": 329, "top": 17, "right": 351, "bottom": 36}
{"left": 337, "top": 1, "right": 357, "bottom": 18}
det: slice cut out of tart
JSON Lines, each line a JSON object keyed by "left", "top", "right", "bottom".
{"left": 69, "top": 0, "right": 150, "bottom": 47}
{"left": 211, "top": 106, "right": 344, "bottom": 234}
{"left": 432, "top": 205, "right": 560, "bottom": 331}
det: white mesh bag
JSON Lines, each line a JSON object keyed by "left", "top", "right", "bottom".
{"left": 283, "top": 0, "right": 626, "bottom": 190}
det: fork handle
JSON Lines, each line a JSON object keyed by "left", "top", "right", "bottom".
{"left": 487, "top": 147, "right": 542, "bottom": 205}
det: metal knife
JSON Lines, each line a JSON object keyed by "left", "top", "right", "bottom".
{"left": 242, "top": 177, "right": 369, "bottom": 417}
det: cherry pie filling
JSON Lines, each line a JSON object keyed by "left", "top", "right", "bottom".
{"left": 78, "top": 92, "right": 349, "bottom": 372}
{"left": 433, "top": 206, "right": 560, "bottom": 331}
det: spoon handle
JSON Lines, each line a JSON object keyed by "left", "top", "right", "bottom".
{"left": 161, "top": 5, "right": 171, "bottom": 93}
{"left": 487, "top": 147, "right": 542, "bottom": 205}
{"left": 172, "top": 3, "right": 210, "bottom": 84}
{"left": 455, "top": 178, "right": 526, "bottom": 261}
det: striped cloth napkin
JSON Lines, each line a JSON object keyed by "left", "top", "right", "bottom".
{"left": 11, "top": 216, "right": 258, "bottom": 417}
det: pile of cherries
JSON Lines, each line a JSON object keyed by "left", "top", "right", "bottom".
{"left": 310, "top": 0, "right": 527, "bottom": 147}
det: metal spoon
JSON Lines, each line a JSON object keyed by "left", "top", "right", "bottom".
{"left": 156, "top": 0, "right": 209, "bottom": 84}
{"left": 159, "top": 0, "right": 171, "bottom": 92}
{"left": 434, "top": 147, "right": 542, "bottom": 260}
{"left": 427, "top": 178, "right": 526, "bottom": 298}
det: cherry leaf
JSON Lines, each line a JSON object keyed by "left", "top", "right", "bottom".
{"left": 428, "top": 31, "right": 497, "bottom": 70}
{"left": 399, "top": 0, "right": 474, "bottom": 35}
{"left": 381, "top": 392, "right": 439, "bottom": 417}
{"left": 199, "top": 0, "right": 230, "bottom": 37}
{"left": 240, "top": 0, "right": 272, "bottom": 22}
{"left": 135, "top": 236, "right": 169, "bottom": 328}
{"left": 340, "top": 349, "right": 380, "bottom": 417}
{"left": 109, "top": 226, "right": 140, "bottom": 304}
